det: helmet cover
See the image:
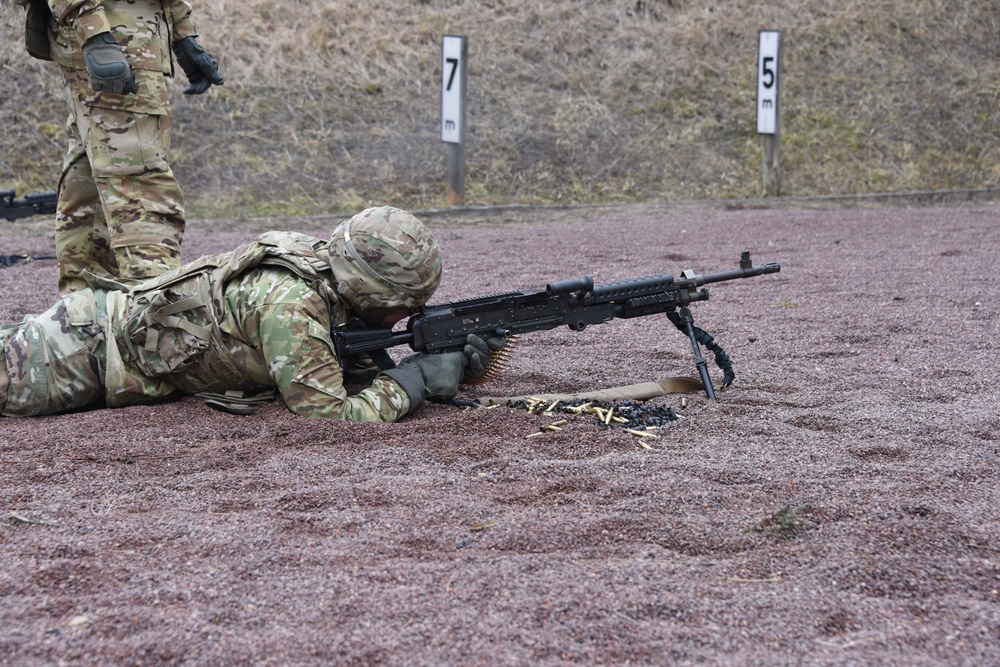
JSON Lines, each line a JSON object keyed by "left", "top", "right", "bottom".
{"left": 329, "top": 206, "right": 442, "bottom": 321}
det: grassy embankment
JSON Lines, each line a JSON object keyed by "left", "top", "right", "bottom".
{"left": 1, "top": 0, "right": 998, "bottom": 218}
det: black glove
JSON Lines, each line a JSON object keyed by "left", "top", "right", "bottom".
{"left": 462, "top": 333, "right": 506, "bottom": 382}
{"left": 382, "top": 350, "right": 468, "bottom": 411}
{"left": 82, "top": 33, "right": 138, "bottom": 95}
{"left": 172, "top": 36, "right": 224, "bottom": 95}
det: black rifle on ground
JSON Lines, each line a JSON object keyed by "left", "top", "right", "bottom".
{"left": 333, "top": 251, "right": 781, "bottom": 399}
{"left": 2, "top": 188, "right": 57, "bottom": 222}
{"left": 0, "top": 253, "right": 57, "bottom": 267}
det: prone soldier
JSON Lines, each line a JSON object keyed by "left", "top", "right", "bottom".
{"left": 0, "top": 206, "right": 502, "bottom": 421}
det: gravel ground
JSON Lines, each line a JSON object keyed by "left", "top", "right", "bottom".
{"left": 0, "top": 201, "right": 997, "bottom": 666}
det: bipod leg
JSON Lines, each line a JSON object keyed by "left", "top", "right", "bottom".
{"left": 678, "top": 307, "right": 716, "bottom": 400}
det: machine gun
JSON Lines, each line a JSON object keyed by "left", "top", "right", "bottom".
{"left": 333, "top": 251, "right": 781, "bottom": 399}
{"left": 2, "top": 188, "right": 57, "bottom": 222}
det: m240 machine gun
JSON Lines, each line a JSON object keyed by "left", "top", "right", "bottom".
{"left": 334, "top": 251, "right": 781, "bottom": 399}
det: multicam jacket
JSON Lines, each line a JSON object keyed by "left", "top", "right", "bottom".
{"left": 22, "top": 0, "right": 197, "bottom": 114}
{"left": 103, "top": 231, "right": 412, "bottom": 422}
{"left": 27, "top": 0, "right": 197, "bottom": 68}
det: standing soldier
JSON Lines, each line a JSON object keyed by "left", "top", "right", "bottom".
{"left": 16, "top": 0, "right": 224, "bottom": 293}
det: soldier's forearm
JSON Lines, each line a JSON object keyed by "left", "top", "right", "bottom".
{"left": 47, "top": 0, "right": 103, "bottom": 25}
{"left": 47, "top": 0, "right": 110, "bottom": 47}
{"left": 279, "top": 376, "right": 412, "bottom": 422}
{"left": 163, "top": 0, "right": 198, "bottom": 41}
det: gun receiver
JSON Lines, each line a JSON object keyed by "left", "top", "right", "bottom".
{"left": 333, "top": 251, "right": 781, "bottom": 399}
{"left": 2, "top": 188, "right": 58, "bottom": 222}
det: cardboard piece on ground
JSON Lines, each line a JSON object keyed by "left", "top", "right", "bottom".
{"left": 474, "top": 376, "right": 705, "bottom": 407}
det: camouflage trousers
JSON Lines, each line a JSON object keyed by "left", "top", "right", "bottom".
{"left": 56, "top": 67, "right": 186, "bottom": 295}
{"left": 0, "top": 288, "right": 199, "bottom": 418}
{"left": 0, "top": 289, "right": 108, "bottom": 417}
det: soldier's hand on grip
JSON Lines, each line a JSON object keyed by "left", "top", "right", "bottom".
{"left": 383, "top": 351, "right": 467, "bottom": 408}
{"left": 172, "top": 36, "right": 224, "bottom": 95}
{"left": 82, "top": 33, "right": 138, "bottom": 95}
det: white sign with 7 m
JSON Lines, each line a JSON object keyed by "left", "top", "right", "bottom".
{"left": 441, "top": 35, "right": 465, "bottom": 144}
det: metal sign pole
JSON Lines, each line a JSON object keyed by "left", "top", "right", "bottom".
{"left": 757, "top": 30, "right": 783, "bottom": 197}
{"left": 441, "top": 35, "right": 468, "bottom": 205}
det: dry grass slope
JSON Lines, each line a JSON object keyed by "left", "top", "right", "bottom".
{"left": 2, "top": 0, "right": 998, "bottom": 217}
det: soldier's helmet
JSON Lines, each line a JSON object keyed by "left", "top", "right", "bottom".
{"left": 328, "top": 206, "right": 443, "bottom": 323}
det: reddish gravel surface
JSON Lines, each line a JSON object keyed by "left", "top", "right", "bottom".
{"left": 1, "top": 201, "right": 997, "bottom": 666}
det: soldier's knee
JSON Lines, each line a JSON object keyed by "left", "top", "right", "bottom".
{"left": 58, "top": 276, "right": 90, "bottom": 295}
{"left": 113, "top": 244, "right": 181, "bottom": 282}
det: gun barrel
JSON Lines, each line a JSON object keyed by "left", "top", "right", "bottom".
{"left": 698, "top": 262, "right": 781, "bottom": 286}
{"left": 590, "top": 273, "right": 678, "bottom": 304}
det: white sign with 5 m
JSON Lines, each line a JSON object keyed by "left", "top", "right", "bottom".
{"left": 756, "top": 30, "right": 781, "bottom": 135}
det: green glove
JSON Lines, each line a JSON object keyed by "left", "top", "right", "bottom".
{"left": 463, "top": 333, "right": 506, "bottom": 382}
{"left": 382, "top": 351, "right": 467, "bottom": 411}
{"left": 82, "top": 33, "right": 138, "bottom": 95}
{"left": 172, "top": 36, "right": 224, "bottom": 95}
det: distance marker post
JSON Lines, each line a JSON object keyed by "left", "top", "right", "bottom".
{"left": 756, "top": 30, "right": 783, "bottom": 196}
{"left": 441, "top": 35, "right": 467, "bottom": 205}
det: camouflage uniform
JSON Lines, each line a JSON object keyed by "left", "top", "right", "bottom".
{"left": 0, "top": 207, "right": 445, "bottom": 422}
{"left": 20, "top": 0, "right": 200, "bottom": 293}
